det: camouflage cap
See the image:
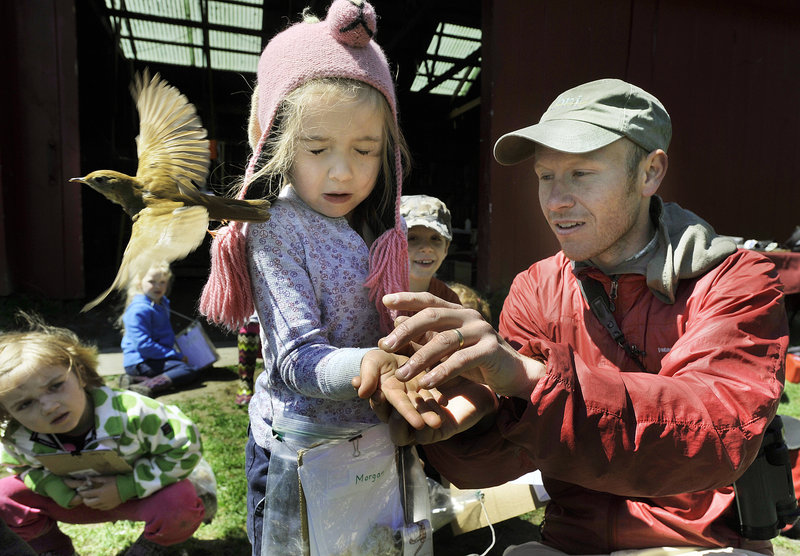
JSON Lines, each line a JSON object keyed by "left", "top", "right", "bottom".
{"left": 400, "top": 195, "right": 452, "bottom": 241}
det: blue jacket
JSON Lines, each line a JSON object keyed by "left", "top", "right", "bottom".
{"left": 121, "top": 294, "right": 181, "bottom": 367}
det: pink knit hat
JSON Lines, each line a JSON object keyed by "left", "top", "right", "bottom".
{"left": 200, "top": 0, "right": 408, "bottom": 332}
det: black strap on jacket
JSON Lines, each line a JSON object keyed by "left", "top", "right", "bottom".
{"left": 578, "top": 276, "right": 648, "bottom": 372}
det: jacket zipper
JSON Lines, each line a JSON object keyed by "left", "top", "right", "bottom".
{"left": 608, "top": 275, "right": 647, "bottom": 369}
{"left": 608, "top": 276, "right": 619, "bottom": 311}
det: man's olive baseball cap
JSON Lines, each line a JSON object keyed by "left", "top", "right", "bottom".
{"left": 493, "top": 78, "right": 672, "bottom": 166}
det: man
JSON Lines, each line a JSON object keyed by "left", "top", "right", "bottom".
{"left": 374, "top": 79, "right": 789, "bottom": 554}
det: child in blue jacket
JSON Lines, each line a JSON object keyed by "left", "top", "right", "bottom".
{"left": 120, "top": 262, "right": 199, "bottom": 397}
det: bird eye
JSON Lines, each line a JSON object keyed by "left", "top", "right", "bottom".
{"left": 94, "top": 176, "right": 106, "bottom": 184}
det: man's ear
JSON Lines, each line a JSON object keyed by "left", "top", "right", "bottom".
{"left": 642, "top": 149, "right": 668, "bottom": 197}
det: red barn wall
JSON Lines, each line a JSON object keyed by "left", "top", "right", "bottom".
{"left": 479, "top": 0, "right": 800, "bottom": 293}
{"left": 0, "top": 1, "right": 83, "bottom": 298}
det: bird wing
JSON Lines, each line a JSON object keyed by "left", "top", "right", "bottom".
{"left": 132, "top": 69, "right": 210, "bottom": 189}
{"left": 82, "top": 202, "right": 209, "bottom": 312}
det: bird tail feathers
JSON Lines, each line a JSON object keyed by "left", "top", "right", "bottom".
{"left": 173, "top": 179, "right": 270, "bottom": 222}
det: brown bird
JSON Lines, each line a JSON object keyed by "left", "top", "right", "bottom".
{"left": 72, "top": 69, "right": 270, "bottom": 312}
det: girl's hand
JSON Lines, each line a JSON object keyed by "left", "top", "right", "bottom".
{"left": 354, "top": 349, "right": 409, "bottom": 400}
{"left": 63, "top": 478, "right": 86, "bottom": 507}
{"left": 75, "top": 475, "right": 123, "bottom": 510}
{"left": 354, "top": 350, "right": 444, "bottom": 430}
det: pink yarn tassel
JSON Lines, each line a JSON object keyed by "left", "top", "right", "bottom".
{"left": 199, "top": 222, "right": 253, "bottom": 331}
{"left": 363, "top": 147, "right": 409, "bottom": 334}
{"left": 364, "top": 226, "right": 408, "bottom": 335}
{"left": 200, "top": 132, "right": 268, "bottom": 331}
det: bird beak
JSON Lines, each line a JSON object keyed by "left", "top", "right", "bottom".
{"left": 69, "top": 177, "right": 87, "bottom": 184}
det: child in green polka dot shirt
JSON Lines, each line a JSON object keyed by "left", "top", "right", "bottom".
{"left": 0, "top": 315, "right": 207, "bottom": 555}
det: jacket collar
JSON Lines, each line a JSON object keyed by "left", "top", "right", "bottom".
{"left": 574, "top": 196, "right": 737, "bottom": 304}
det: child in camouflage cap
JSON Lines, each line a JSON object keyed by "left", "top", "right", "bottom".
{"left": 400, "top": 194, "right": 461, "bottom": 303}
{"left": 0, "top": 315, "right": 208, "bottom": 555}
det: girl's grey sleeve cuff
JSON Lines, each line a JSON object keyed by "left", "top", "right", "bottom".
{"left": 320, "top": 347, "right": 374, "bottom": 399}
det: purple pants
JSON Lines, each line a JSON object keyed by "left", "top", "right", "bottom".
{"left": 0, "top": 475, "right": 204, "bottom": 554}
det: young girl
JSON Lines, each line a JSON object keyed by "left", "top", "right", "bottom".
{"left": 121, "top": 262, "right": 199, "bottom": 397}
{"left": 199, "top": 1, "right": 418, "bottom": 553}
{"left": 0, "top": 315, "right": 205, "bottom": 555}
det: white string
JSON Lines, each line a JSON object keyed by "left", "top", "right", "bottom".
{"left": 169, "top": 308, "right": 196, "bottom": 323}
{"left": 476, "top": 491, "right": 496, "bottom": 556}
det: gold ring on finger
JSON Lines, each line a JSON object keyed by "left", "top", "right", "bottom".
{"left": 454, "top": 328, "right": 465, "bottom": 349}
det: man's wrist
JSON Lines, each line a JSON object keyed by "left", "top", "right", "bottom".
{"left": 496, "top": 354, "right": 545, "bottom": 399}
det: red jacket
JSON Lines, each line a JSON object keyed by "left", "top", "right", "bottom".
{"left": 425, "top": 203, "right": 788, "bottom": 553}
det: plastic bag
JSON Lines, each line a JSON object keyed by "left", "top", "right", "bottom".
{"left": 426, "top": 477, "right": 481, "bottom": 532}
{"left": 186, "top": 456, "right": 217, "bottom": 524}
{"left": 298, "top": 424, "right": 433, "bottom": 556}
{"left": 261, "top": 413, "right": 362, "bottom": 556}
{"left": 174, "top": 320, "right": 219, "bottom": 369}
{"left": 262, "top": 433, "right": 316, "bottom": 556}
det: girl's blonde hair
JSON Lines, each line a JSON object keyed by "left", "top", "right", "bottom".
{"left": 244, "top": 78, "right": 411, "bottom": 236}
{"left": 0, "top": 312, "right": 103, "bottom": 424}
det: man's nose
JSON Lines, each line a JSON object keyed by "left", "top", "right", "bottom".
{"left": 542, "top": 179, "right": 574, "bottom": 211}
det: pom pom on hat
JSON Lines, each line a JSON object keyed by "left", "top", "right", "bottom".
{"left": 328, "top": 0, "right": 377, "bottom": 47}
{"left": 254, "top": 0, "right": 397, "bottom": 150}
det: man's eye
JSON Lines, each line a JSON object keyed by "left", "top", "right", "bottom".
{"left": 538, "top": 174, "right": 553, "bottom": 181}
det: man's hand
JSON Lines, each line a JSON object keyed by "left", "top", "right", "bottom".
{"left": 64, "top": 476, "right": 123, "bottom": 511}
{"left": 379, "top": 292, "right": 545, "bottom": 398}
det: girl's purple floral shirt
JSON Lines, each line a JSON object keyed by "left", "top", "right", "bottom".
{"left": 246, "top": 186, "right": 382, "bottom": 450}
